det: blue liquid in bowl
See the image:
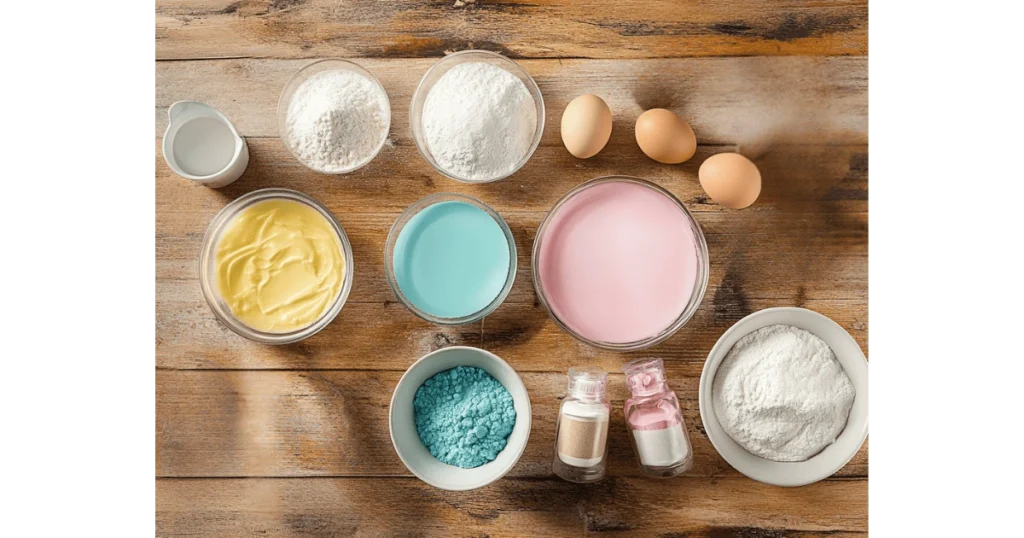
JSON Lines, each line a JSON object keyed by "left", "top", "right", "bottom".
{"left": 393, "top": 201, "right": 512, "bottom": 319}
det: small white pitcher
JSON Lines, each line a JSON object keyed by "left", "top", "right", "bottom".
{"left": 162, "top": 101, "right": 249, "bottom": 188}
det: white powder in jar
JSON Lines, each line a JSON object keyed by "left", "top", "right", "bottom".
{"left": 633, "top": 425, "right": 690, "bottom": 467}
{"left": 421, "top": 62, "right": 538, "bottom": 181}
{"left": 712, "top": 324, "right": 856, "bottom": 462}
{"left": 285, "top": 70, "right": 390, "bottom": 172}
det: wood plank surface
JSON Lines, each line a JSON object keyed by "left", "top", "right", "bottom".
{"left": 155, "top": 141, "right": 869, "bottom": 215}
{"left": 156, "top": 2, "right": 868, "bottom": 535}
{"left": 157, "top": 476, "right": 867, "bottom": 536}
{"left": 156, "top": 140, "right": 867, "bottom": 370}
{"left": 157, "top": 200, "right": 868, "bottom": 370}
{"left": 158, "top": 199, "right": 869, "bottom": 308}
{"left": 157, "top": 369, "right": 868, "bottom": 479}
{"left": 156, "top": 57, "right": 868, "bottom": 145}
{"left": 156, "top": 0, "right": 868, "bottom": 60}
{"left": 156, "top": 297, "right": 867, "bottom": 371}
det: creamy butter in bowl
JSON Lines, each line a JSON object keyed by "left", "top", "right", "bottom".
{"left": 199, "top": 188, "right": 354, "bottom": 344}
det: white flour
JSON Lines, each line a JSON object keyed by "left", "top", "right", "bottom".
{"left": 285, "top": 70, "right": 390, "bottom": 172}
{"left": 712, "top": 324, "right": 855, "bottom": 462}
{"left": 422, "top": 62, "right": 537, "bottom": 181}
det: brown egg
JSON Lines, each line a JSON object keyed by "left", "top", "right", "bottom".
{"left": 634, "top": 108, "right": 697, "bottom": 164}
{"left": 698, "top": 153, "right": 762, "bottom": 209}
{"left": 560, "top": 94, "right": 613, "bottom": 159}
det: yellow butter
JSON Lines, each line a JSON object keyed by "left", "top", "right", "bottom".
{"left": 215, "top": 199, "right": 344, "bottom": 333}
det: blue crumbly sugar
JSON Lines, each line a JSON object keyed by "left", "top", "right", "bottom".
{"left": 413, "top": 366, "right": 517, "bottom": 469}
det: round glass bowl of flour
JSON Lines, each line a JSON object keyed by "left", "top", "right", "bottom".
{"left": 532, "top": 177, "right": 709, "bottom": 351}
{"left": 385, "top": 193, "right": 517, "bottom": 325}
{"left": 199, "top": 188, "right": 355, "bottom": 344}
{"left": 410, "top": 50, "right": 545, "bottom": 183}
{"left": 278, "top": 59, "right": 391, "bottom": 174}
{"left": 698, "top": 307, "right": 869, "bottom": 487}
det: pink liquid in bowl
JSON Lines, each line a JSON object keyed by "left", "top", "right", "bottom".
{"left": 536, "top": 180, "right": 700, "bottom": 345}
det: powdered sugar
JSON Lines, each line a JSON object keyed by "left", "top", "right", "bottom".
{"left": 285, "top": 70, "right": 390, "bottom": 172}
{"left": 421, "top": 62, "right": 538, "bottom": 181}
{"left": 712, "top": 324, "right": 855, "bottom": 462}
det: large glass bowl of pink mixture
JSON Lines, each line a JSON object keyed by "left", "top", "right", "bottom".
{"left": 532, "top": 176, "right": 708, "bottom": 352}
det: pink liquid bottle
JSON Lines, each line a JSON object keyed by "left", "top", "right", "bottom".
{"left": 622, "top": 358, "right": 693, "bottom": 477}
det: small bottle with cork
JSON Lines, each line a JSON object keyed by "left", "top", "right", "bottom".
{"left": 552, "top": 368, "right": 610, "bottom": 483}
{"left": 622, "top": 358, "right": 693, "bottom": 477}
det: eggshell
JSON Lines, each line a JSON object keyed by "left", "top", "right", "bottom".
{"left": 634, "top": 108, "right": 697, "bottom": 164}
{"left": 698, "top": 153, "right": 762, "bottom": 209}
{"left": 560, "top": 94, "right": 613, "bottom": 159}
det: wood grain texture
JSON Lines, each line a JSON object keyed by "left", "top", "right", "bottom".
{"left": 156, "top": 138, "right": 867, "bottom": 370}
{"left": 156, "top": 296, "right": 867, "bottom": 371}
{"left": 157, "top": 369, "right": 868, "bottom": 479}
{"left": 156, "top": 4, "right": 868, "bottom": 535}
{"left": 156, "top": 57, "right": 868, "bottom": 145}
{"left": 157, "top": 476, "right": 867, "bottom": 536}
{"left": 155, "top": 141, "right": 869, "bottom": 215}
{"left": 155, "top": 0, "right": 867, "bottom": 61}
{"left": 158, "top": 199, "right": 869, "bottom": 308}
{"left": 157, "top": 195, "right": 868, "bottom": 370}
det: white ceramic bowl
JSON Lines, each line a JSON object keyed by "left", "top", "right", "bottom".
{"left": 699, "top": 307, "right": 868, "bottom": 487}
{"left": 389, "top": 346, "right": 532, "bottom": 490}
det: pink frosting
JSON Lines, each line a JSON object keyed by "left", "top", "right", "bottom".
{"left": 537, "top": 181, "right": 698, "bottom": 344}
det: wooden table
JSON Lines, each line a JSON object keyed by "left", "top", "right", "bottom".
{"left": 156, "top": 2, "right": 868, "bottom": 535}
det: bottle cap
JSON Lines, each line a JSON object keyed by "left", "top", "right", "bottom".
{"left": 567, "top": 367, "right": 608, "bottom": 399}
{"left": 622, "top": 357, "right": 669, "bottom": 396}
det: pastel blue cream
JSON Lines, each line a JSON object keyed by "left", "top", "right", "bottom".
{"left": 393, "top": 200, "right": 511, "bottom": 319}
{"left": 413, "top": 366, "right": 516, "bottom": 468}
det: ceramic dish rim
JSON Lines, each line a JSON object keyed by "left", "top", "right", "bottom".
{"left": 388, "top": 346, "right": 533, "bottom": 491}
{"left": 698, "top": 306, "right": 869, "bottom": 487}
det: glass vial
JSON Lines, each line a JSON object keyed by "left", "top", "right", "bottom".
{"left": 552, "top": 367, "right": 609, "bottom": 483}
{"left": 622, "top": 358, "right": 693, "bottom": 477}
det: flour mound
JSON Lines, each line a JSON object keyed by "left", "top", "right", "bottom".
{"left": 285, "top": 70, "right": 390, "bottom": 172}
{"left": 421, "top": 62, "right": 537, "bottom": 181}
{"left": 712, "top": 324, "right": 855, "bottom": 462}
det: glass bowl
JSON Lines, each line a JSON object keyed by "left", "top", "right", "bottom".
{"left": 384, "top": 193, "right": 517, "bottom": 325}
{"left": 409, "top": 50, "right": 545, "bottom": 184}
{"left": 531, "top": 176, "right": 710, "bottom": 351}
{"left": 199, "top": 188, "right": 355, "bottom": 344}
{"left": 277, "top": 59, "right": 391, "bottom": 174}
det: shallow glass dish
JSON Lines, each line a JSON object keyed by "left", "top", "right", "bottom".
{"left": 409, "top": 50, "right": 545, "bottom": 184}
{"left": 531, "top": 176, "right": 710, "bottom": 351}
{"left": 385, "top": 193, "right": 517, "bottom": 325}
{"left": 277, "top": 59, "right": 391, "bottom": 174}
{"left": 199, "top": 188, "right": 355, "bottom": 344}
